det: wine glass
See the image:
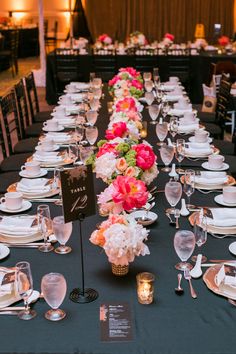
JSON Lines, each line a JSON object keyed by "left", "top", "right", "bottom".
{"left": 153, "top": 67, "right": 160, "bottom": 87}
{"left": 79, "top": 146, "right": 94, "bottom": 165}
{"left": 169, "top": 116, "right": 178, "bottom": 143}
{"left": 148, "top": 104, "right": 160, "bottom": 124}
{"left": 165, "top": 181, "right": 182, "bottom": 214}
{"left": 143, "top": 72, "right": 152, "bottom": 82}
{"left": 86, "top": 110, "right": 98, "bottom": 126}
{"left": 85, "top": 126, "right": 98, "bottom": 146}
{"left": 156, "top": 87, "right": 163, "bottom": 104}
{"left": 174, "top": 230, "right": 195, "bottom": 271}
{"left": 37, "top": 205, "right": 54, "bottom": 253}
{"left": 156, "top": 121, "right": 168, "bottom": 146}
{"left": 145, "top": 92, "right": 154, "bottom": 106}
{"left": 160, "top": 144, "right": 174, "bottom": 172}
{"left": 89, "top": 98, "right": 100, "bottom": 111}
{"left": 162, "top": 100, "right": 170, "bottom": 118}
{"left": 53, "top": 216, "right": 73, "bottom": 254}
{"left": 183, "top": 169, "right": 195, "bottom": 209}
{"left": 92, "top": 77, "right": 102, "bottom": 89}
{"left": 175, "top": 139, "right": 185, "bottom": 173}
{"left": 15, "top": 261, "right": 36, "bottom": 320}
{"left": 69, "top": 143, "right": 79, "bottom": 165}
{"left": 192, "top": 213, "right": 208, "bottom": 262}
{"left": 41, "top": 273, "right": 67, "bottom": 321}
{"left": 74, "top": 124, "right": 85, "bottom": 144}
{"left": 144, "top": 80, "right": 154, "bottom": 93}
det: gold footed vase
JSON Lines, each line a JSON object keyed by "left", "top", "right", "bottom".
{"left": 111, "top": 263, "right": 129, "bottom": 276}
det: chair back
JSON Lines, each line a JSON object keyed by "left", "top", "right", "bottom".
{"left": 14, "top": 79, "right": 31, "bottom": 136}
{"left": 215, "top": 60, "right": 236, "bottom": 81}
{"left": 215, "top": 79, "right": 232, "bottom": 131}
{"left": 167, "top": 55, "right": 190, "bottom": 92}
{"left": 25, "top": 72, "right": 40, "bottom": 123}
{"left": 0, "top": 91, "right": 21, "bottom": 156}
{"left": 93, "top": 55, "right": 116, "bottom": 81}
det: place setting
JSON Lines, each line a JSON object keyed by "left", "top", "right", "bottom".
{"left": 19, "top": 161, "right": 48, "bottom": 179}
{"left": 42, "top": 119, "right": 64, "bottom": 133}
{"left": 0, "top": 192, "right": 32, "bottom": 214}
{"left": 31, "top": 150, "right": 74, "bottom": 168}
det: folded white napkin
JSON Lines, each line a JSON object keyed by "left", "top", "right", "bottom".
{"left": 207, "top": 208, "right": 236, "bottom": 227}
{"left": 161, "top": 84, "right": 175, "bottom": 91}
{"left": 17, "top": 178, "right": 51, "bottom": 193}
{"left": 0, "top": 216, "right": 37, "bottom": 235}
{"left": 194, "top": 171, "right": 227, "bottom": 185}
{"left": 53, "top": 117, "right": 76, "bottom": 125}
{"left": 74, "top": 82, "right": 89, "bottom": 90}
{"left": 178, "top": 123, "right": 199, "bottom": 133}
{"left": 33, "top": 151, "right": 63, "bottom": 162}
{"left": 165, "top": 95, "right": 183, "bottom": 101}
{"left": 0, "top": 272, "right": 12, "bottom": 296}
{"left": 170, "top": 108, "right": 193, "bottom": 116}
{"left": 67, "top": 94, "right": 83, "bottom": 102}
{"left": 44, "top": 133, "right": 71, "bottom": 143}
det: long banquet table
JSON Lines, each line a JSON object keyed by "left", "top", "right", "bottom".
{"left": 0, "top": 89, "right": 236, "bottom": 354}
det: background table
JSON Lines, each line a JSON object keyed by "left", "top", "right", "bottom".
{"left": 0, "top": 92, "right": 236, "bottom": 354}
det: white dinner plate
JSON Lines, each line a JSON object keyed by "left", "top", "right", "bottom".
{"left": 19, "top": 169, "right": 48, "bottom": 178}
{"left": 201, "top": 162, "right": 229, "bottom": 171}
{"left": 42, "top": 126, "right": 64, "bottom": 132}
{"left": 229, "top": 242, "right": 236, "bottom": 256}
{"left": 35, "top": 145, "right": 60, "bottom": 152}
{"left": 189, "top": 136, "right": 213, "bottom": 144}
{"left": 214, "top": 194, "right": 236, "bottom": 207}
{"left": 0, "top": 200, "right": 32, "bottom": 214}
{"left": 0, "top": 244, "right": 10, "bottom": 260}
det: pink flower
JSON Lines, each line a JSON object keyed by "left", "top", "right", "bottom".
{"left": 130, "top": 79, "right": 143, "bottom": 90}
{"left": 164, "top": 33, "right": 174, "bottom": 42}
{"left": 132, "top": 144, "right": 156, "bottom": 170}
{"left": 126, "top": 111, "right": 141, "bottom": 122}
{"left": 105, "top": 122, "right": 128, "bottom": 140}
{"left": 218, "top": 36, "right": 230, "bottom": 46}
{"left": 119, "top": 67, "right": 140, "bottom": 78}
{"left": 96, "top": 143, "right": 118, "bottom": 158}
{"left": 98, "top": 34, "right": 112, "bottom": 44}
{"left": 124, "top": 166, "right": 136, "bottom": 177}
{"left": 116, "top": 157, "right": 128, "bottom": 172}
{"left": 108, "top": 75, "right": 119, "bottom": 87}
{"left": 115, "top": 97, "right": 137, "bottom": 113}
{"left": 112, "top": 176, "right": 148, "bottom": 211}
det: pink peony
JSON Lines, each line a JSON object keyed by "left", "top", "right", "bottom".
{"left": 112, "top": 176, "right": 148, "bottom": 211}
{"left": 119, "top": 67, "right": 140, "bottom": 78}
{"left": 96, "top": 143, "right": 118, "bottom": 158}
{"left": 130, "top": 79, "right": 143, "bottom": 90}
{"left": 126, "top": 111, "right": 141, "bottom": 122}
{"left": 218, "top": 36, "right": 230, "bottom": 47}
{"left": 132, "top": 144, "right": 156, "bottom": 170}
{"left": 105, "top": 122, "right": 128, "bottom": 140}
{"left": 164, "top": 33, "right": 174, "bottom": 42}
{"left": 108, "top": 75, "right": 119, "bottom": 87}
{"left": 98, "top": 34, "right": 112, "bottom": 44}
{"left": 115, "top": 97, "right": 137, "bottom": 113}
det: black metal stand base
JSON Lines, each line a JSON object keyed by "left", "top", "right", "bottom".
{"left": 70, "top": 288, "right": 98, "bottom": 303}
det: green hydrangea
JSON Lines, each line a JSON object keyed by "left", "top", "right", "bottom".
{"left": 97, "top": 139, "right": 107, "bottom": 147}
{"left": 116, "top": 143, "right": 130, "bottom": 154}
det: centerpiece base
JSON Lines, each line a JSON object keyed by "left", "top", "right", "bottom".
{"left": 112, "top": 263, "right": 129, "bottom": 276}
{"left": 70, "top": 288, "right": 98, "bottom": 303}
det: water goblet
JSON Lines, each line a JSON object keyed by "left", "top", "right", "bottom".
{"left": 156, "top": 88, "right": 163, "bottom": 104}
{"left": 169, "top": 116, "right": 178, "bottom": 143}
{"left": 192, "top": 213, "right": 208, "bottom": 262}
{"left": 165, "top": 181, "right": 182, "bottom": 215}
{"left": 174, "top": 230, "right": 195, "bottom": 271}
{"left": 85, "top": 126, "right": 98, "bottom": 146}
{"left": 148, "top": 104, "right": 160, "bottom": 124}
{"left": 69, "top": 142, "right": 79, "bottom": 164}
{"left": 156, "top": 121, "right": 168, "bottom": 146}
{"left": 144, "top": 80, "right": 154, "bottom": 93}
{"left": 79, "top": 146, "right": 94, "bottom": 165}
{"left": 153, "top": 67, "right": 160, "bottom": 87}
{"left": 74, "top": 124, "right": 85, "bottom": 144}
{"left": 143, "top": 72, "right": 152, "bottom": 82}
{"left": 41, "top": 273, "right": 67, "bottom": 321}
{"left": 160, "top": 144, "right": 175, "bottom": 172}
{"left": 162, "top": 100, "right": 170, "bottom": 118}
{"left": 175, "top": 139, "right": 185, "bottom": 173}
{"left": 53, "top": 216, "right": 72, "bottom": 254}
{"left": 145, "top": 92, "right": 154, "bottom": 106}
{"left": 92, "top": 77, "right": 102, "bottom": 89}
{"left": 37, "top": 204, "right": 54, "bottom": 253}
{"left": 183, "top": 169, "right": 195, "bottom": 209}
{"left": 15, "top": 261, "right": 37, "bottom": 320}
{"left": 86, "top": 110, "right": 98, "bottom": 126}
{"left": 89, "top": 98, "right": 100, "bottom": 111}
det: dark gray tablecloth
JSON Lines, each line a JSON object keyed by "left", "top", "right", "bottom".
{"left": 0, "top": 90, "right": 236, "bottom": 354}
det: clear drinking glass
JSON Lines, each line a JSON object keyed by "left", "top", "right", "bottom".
{"left": 15, "top": 261, "right": 36, "bottom": 320}
{"left": 165, "top": 181, "right": 182, "bottom": 214}
{"left": 156, "top": 121, "right": 168, "bottom": 146}
{"left": 79, "top": 146, "right": 94, "bottom": 165}
{"left": 174, "top": 230, "right": 195, "bottom": 271}
{"left": 37, "top": 204, "right": 54, "bottom": 252}
{"left": 160, "top": 144, "right": 175, "bottom": 172}
{"left": 53, "top": 216, "right": 73, "bottom": 254}
{"left": 145, "top": 92, "right": 155, "bottom": 106}
{"left": 144, "top": 80, "right": 154, "bottom": 92}
{"left": 175, "top": 139, "right": 185, "bottom": 173}
{"left": 85, "top": 126, "right": 98, "bottom": 146}
{"left": 192, "top": 214, "right": 208, "bottom": 262}
{"left": 41, "top": 273, "right": 67, "bottom": 321}
{"left": 143, "top": 72, "right": 152, "bottom": 82}
{"left": 162, "top": 100, "right": 170, "bottom": 118}
{"left": 86, "top": 110, "right": 98, "bottom": 126}
{"left": 89, "top": 98, "right": 100, "bottom": 111}
{"left": 74, "top": 124, "right": 85, "bottom": 144}
{"left": 169, "top": 116, "right": 178, "bottom": 142}
{"left": 69, "top": 143, "right": 79, "bottom": 164}
{"left": 153, "top": 67, "right": 160, "bottom": 87}
{"left": 183, "top": 169, "right": 195, "bottom": 209}
{"left": 148, "top": 104, "right": 160, "bottom": 124}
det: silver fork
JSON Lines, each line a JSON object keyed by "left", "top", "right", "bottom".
{"left": 208, "top": 232, "right": 236, "bottom": 239}
{"left": 197, "top": 189, "right": 222, "bottom": 194}
{"left": 184, "top": 269, "right": 197, "bottom": 298}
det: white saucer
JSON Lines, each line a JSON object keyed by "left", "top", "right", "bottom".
{"left": 42, "top": 126, "right": 64, "bottom": 132}
{"left": 214, "top": 194, "right": 236, "bottom": 207}
{"left": 189, "top": 136, "right": 213, "bottom": 144}
{"left": 229, "top": 241, "right": 236, "bottom": 256}
{"left": 0, "top": 200, "right": 32, "bottom": 213}
{"left": 28, "top": 290, "right": 40, "bottom": 304}
{"left": 129, "top": 210, "right": 158, "bottom": 226}
{"left": 202, "top": 162, "right": 229, "bottom": 171}
{"left": 0, "top": 244, "right": 10, "bottom": 260}
{"left": 35, "top": 145, "right": 60, "bottom": 152}
{"left": 19, "top": 169, "right": 48, "bottom": 178}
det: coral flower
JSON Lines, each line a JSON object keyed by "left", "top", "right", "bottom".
{"left": 96, "top": 143, "right": 118, "bottom": 158}
{"left": 116, "top": 157, "right": 128, "bottom": 172}
{"left": 105, "top": 122, "right": 128, "bottom": 140}
{"left": 115, "top": 97, "right": 137, "bottom": 113}
{"left": 132, "top": 144, "right": 156, "bottom": 170}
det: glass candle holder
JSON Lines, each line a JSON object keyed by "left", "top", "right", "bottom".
{"left": 140, "top": 121, "right": 148, "bottom": 138}
{"left": 107, "top": 101, "right": 113, "bottom": 114}
{"left": 136, "top": 272, "right": 155, "bottom": 304}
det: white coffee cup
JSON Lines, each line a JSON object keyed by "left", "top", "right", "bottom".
{"left": 43, "top": 120, "right": 59, "bottom": 131}
{"left": 194, "top": 130, "right": 209, "bottom": 143}
{"left": 223, "top": 186, "right": 236, "bottom": 204}
{"left": 21, "top": 161, "right": 41, "bottom": 176}
{"left": 0, "top": 192, "right": 23, "bottom": 210}
{"left": 184, "top": 111, "right": 196, "bottom": 122}
{"left": 208, "top": 154, "right": 225, "bottom": 169}
{"left": 38, "top": 138, "right": 55, "bottom": 151}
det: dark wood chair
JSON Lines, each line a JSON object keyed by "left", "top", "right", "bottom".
{"left": 93, "top": 55, "right": 116, "bottom": 82}
{"left": 45, "top": 20, "right": 58, "bottom": 53}
{"left": 167, "top": 55, "right": 190, "bottom": 93}
{"left": 0, "top": 30, "right": 19, "bottom": 77}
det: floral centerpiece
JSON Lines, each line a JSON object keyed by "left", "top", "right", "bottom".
{"left": 162, "top": 33, "right": 175, "bottom": 46}
{"left": 87, "top": 139, "right": 158, "bottom": 184}
{"left": 90, "top": 213, "right": 150, "bottom": 274}
{"left": 108, "top": 67, "right": 144, "bottom": 99}
{"left": 218, "top": 35, "right": 230, "bottom": 47}
{"left": 113, "top": 96, "right": 144, "bottom": 113}
{"left": 127, "top": 31, "right": 148, "bottom": 46}
{"left": 97, "top": 175, "right": 149, "bottom": 215}
{"left": 106, "top": 111, "right": 143, "bottom": 140}
{"left": 97, "top": 33, "right": 113, "bottom": 45}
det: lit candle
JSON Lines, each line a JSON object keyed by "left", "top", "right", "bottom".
{"left": 136, "top": 272, "right": 155, "bottom": 305}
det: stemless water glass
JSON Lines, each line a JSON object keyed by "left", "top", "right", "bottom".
{"left": 192, "top": 213, "right": 208, "bottom": 262}
{"left": 15, "top": 261, "right": 36, "bottom": 320}
{"left": 183, "top": 169, "right": 195, "bottom": 209}
{"left": 165, "top": 181, "right": 182, "bottom": 214}
{"left": 41, "top": 273, "right": 67, "bottom": 321}
{"left": 156, "top": 121, "right": 168, "bottom": 146}
{"left": 148, "top": 104, "right": 160, "bottom": 124}
{"left": 85, "top": 126, "right": 98, "bottom": 146}
{"left": 145, "top": 91, "right": 155, "bottom": 106}
{"left": 53, "top": 216, "right": 73, "bottom": 254}
{"left": 175, "top": 139, "right": 185, "bottom": 173}
{"left": 174, "top": 230, "right": 195, "bottom": 271}
{"left": 37, "top": 204, "right": 54, "bottom": 253}
{"left": 86, "top": 110, "right": 98, "bottom": 126}
{"left": 160, "top": 144, "right": 175, "bottom": 172}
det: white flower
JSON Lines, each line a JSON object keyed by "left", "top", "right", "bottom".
{"left": 141, "top": 164, "right": 159, "bottom": 185}
{"left": 94, "top": 152, "right": 117, "bottom": 182}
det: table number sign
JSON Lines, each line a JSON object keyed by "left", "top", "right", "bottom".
{"left": 60, "top": 165, "right": 96, "bottom": 223}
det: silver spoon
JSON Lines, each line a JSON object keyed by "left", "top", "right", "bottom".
{"left": 175, "top": 273, "right": 184, "bottom": 295}
{"left": 141, "top": 202, "right": 155, "bottom": 221}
